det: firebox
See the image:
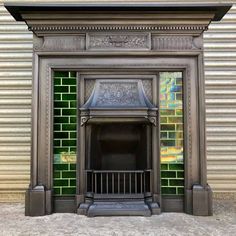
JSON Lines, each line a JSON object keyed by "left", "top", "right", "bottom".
{"left": 5, "top": 3, "right": 231, "bottom": 216}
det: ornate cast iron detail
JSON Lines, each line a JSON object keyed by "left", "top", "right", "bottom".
{"left": 81, "top": 116, "right": 89, "bottom": 126}
{"left": 96, "top": 81, "right": 140, "bottom": 107}
{"left": 152, "top": 36, "right": 201, "bottom": 50}
{"left": 87, "top": 33, "right": 150, "bottom": 50}
{"left": 80, "top": 79, "right": 158, "bottom": 124}
{"left": 148, "top": 117, "right": 157, "bottom": 126}
{"left": 85, "top": 80, "right": 96, "bottom": 102}
{"left": 142, "top": 79, "right": 153, "bottom": 101}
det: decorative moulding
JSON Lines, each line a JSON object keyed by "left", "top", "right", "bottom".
{"left": 152, "top": 35, "right": 202, "bottom": 50}
{"left": 34, "top": 35, "right": 85, "bottom": 51}
{"left": 86, "top": 33, "right": 151, "bottom": 51}
{"left": 29, "top": 25, "right": 208, "bottom": 36}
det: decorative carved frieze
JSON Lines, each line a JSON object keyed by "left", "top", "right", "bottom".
{"left": 87, "top": 33, "right": 151, "bottom": 50}
{"left": 34, "top": 35, "right": 85, "bottom": 51}
{"left": 152, "top": 36, "right": 201, "bottom": 50}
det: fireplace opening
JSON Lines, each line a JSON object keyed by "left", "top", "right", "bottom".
{"left": 86, "top": 123, "right": 151, "bottom": 195}
{"left": 89, "top": 123, "right": 148, "bottom": 170}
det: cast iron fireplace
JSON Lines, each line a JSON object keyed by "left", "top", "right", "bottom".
{"left": 5, "top": 3, "right": 231, "bottom": 216}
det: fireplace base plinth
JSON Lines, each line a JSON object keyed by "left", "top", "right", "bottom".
{"left": 192, "top": 184, "right": 213, "bottom": 216}
{"left": 87, "top": 200, "right": 152, "bottom": 217}
{"left": 77, "top": 194, "right": 161, "bottom": 216}
{"left": 25, "top": 186, "right": 52, "bottom": 216}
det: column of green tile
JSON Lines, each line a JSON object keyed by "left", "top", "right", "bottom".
{"left": 53, "top": 71, "right": 77, "bottom": 196}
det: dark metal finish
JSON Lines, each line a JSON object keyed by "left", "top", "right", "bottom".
{"left": 86, "top": 170, "right": 151, "bottom": 195}
{"left": 4, "top": 3, "right": 232, "bottom": 217}
{"left": 5, "top": 3, "right": 231, "bottom": 21}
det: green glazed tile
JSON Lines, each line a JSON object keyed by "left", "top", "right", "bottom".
{"left": 160, "top": 109, "right": 175, "bottom": 116}
{"left": 53, "top": 171, "right": 61, "bottom": 178}
{"left": 176, "top": 109, "right": 183, "bottom": 116}
{"left": 168, "top": 132, "right": 176, "bottom": 139}
{"left": 54, "top": 94, "right": 61, "bottom": 100}
{"left": 70, "top": 179, "right": 76, "bottom": 186}
{"left": 176, "top": 94, "right": 183, "bottom": 101}
{"left": 62, "top": 94, "right": 77, "bottom": 101}
{"left": 54, "top": 117, "right": 69, "bottom": 124}
{"left": 62, "top": 171, "right": 76, "bottom": 178}
{"left": 70, "top": 117, "right": 77, "bottom": 123}
{"left": 54, "top": 78, "right": 61, "bottom": 86}
{"left": 54, "top": 109, "right": 61, "bottom": 116}
{"left": 160, "top": 117, "right": 167, "bottom": 123}
{"left": 161, "top": 171, "right": 176, "bottom": 178}
{"left": 177, "top": 171, "right": 184, "bottom": 178}
{"left": 70, "top": 148, "right": 77, "bottom": 153}
{"left": 54, "top": 164, "right": 69, "bottom": 171}
{"left": 69, "top": 71, "right": 76, "bottom": 77}
{"left": 161, "top": 140, "right": 176, "bottom": 147}
{"left": 53, "top": 140, "right": 60, "bottom": 147}
{"left": 62, "top": 140, "right": 76, "bottom": 147}
{"left": 70, "top": 132, "right": 77, "bottom": 139}
{"left": 54, "top": 179, "right": 69, "bottom": 187}
{"left": 62, "top": 124, "right": 76, "bottom": 131}
{"left": 168, "top": 117, "right": 183, "bottom": 124}
{"left": 62, "top": 187, "right": 76, "bottom": 195}
{"left": 176, "top": 124, "right": 183, "bottom": 131}
{"left": 176, "top": 77, "right": 182, "bottom": 85}
{"left": 177, "top": 187, "right": 184, "bottom": 195}
{"left": 161, "top": 124, "right": 175, "bottom": 131}
{"left": 70, "top": 101, "right": 77, "bottom": 108}
{"left": 70, "top": 164, "right": 76, "bottom": 170}
{"left": 161, "top": 132, "right": 168, "bottom": 138}
{"left": 54, "top": 124, "right": 61, "bottom": 131}
{"left": 161, "top": 164, "right": 168, "bottom": 170}
{"left": 173, "top": 132, "right": 183, "bottom": 139}
{"left": 169, "top": 163, "right": 184, "bottom": 171}
{"left": 54, "top": 131, "right": 69, "bottom": 139}
{"left": 54, "top": 86, "right": 69, "bottom": 93}
{"left": 54, "top": 71, "right": 69, "bottom": 77}
{"left": 161, "top": 187, "right": 176, "bottom": 195}
{"left": 161, "top": 179, "right": 168, "bottom": 186}
{"left": 62, "top": 78, "right": 77, "bottom": 85}
{"left": 53, "top": 148, "right": 69, "bottom": 154}
{"left": 54, "top": 101, "right": 69, "bottom": 108}
{"left": 70, "top": 86, "right": 76, "bottom": 93}
{"left": 62, "top": 109, "right": 77, "bottom": 116}
{"left": 169, "top": 179, "right": 184, "bottom": 186}
{"left": 53, "top": 188, "right": 61, "bottom": 195}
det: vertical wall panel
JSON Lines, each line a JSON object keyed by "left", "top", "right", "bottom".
{"left": 0, "top": 3, "right": 32, "bottom": 202}
{"left": 204, "top": 4, "right": 236, "bottom": 193}
{"left": 0, "top": 1, "right": 235, "bottom": 201}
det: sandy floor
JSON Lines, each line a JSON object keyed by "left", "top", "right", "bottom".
{"left": 0, "top": 200, "right": 235, "bottom": 236}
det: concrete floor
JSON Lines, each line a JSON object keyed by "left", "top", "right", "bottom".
{"left": 0, "top": 200, "right": 235, "bottom": 236}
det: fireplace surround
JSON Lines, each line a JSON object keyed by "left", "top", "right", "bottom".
{"left": 5, "top": 3, "right": 231, "bottom": 216}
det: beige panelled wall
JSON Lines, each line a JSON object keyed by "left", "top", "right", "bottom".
{"left": 0, "top": 1, "right": 235, "bottom": 202}
{"left": 0, "top": 3, "right": 32, "bottom": 202}
{"left": 204, "top": 4, "right": 236, "bottom": 194}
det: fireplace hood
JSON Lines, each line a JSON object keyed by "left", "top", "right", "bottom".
{"left": 80, "top": 79, "right": 158, "bottom": 126}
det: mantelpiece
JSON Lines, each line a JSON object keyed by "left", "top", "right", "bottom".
{"left": 5, "top": 3, "right": 231, "bottom": 217}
